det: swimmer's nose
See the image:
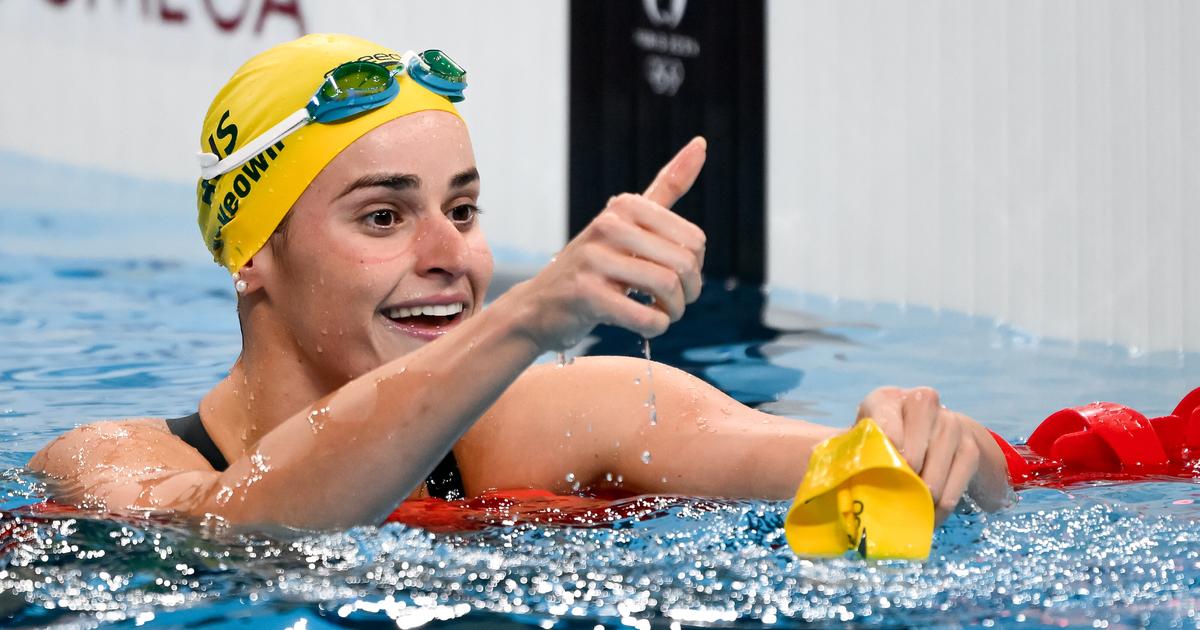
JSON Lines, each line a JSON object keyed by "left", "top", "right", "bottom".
{"left": 412, "top": 213, "right": 470, "bottom": 279}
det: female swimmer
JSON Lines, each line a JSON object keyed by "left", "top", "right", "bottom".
{"left": 29, "top": 34, "right": 1011, "bottom": 529}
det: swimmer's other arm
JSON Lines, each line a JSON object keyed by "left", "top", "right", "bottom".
{"left": 459, "top": 357, "right": 1012, "bottom": 524}
{"left": 29, "top": 139, "right": 710, "bottom": 530}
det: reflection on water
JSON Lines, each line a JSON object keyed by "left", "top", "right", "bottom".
{"left": 2, "top": 253, "right": 1199, "bottom": 627}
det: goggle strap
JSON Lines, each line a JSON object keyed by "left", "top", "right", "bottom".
{"left": 199, "top": 108, "right": 311, "bottom": 180}
{"left": 399, "top": 50, "right": 420, "bottom": 71}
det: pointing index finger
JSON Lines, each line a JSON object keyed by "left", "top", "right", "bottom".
{"left": 643, "top": 136, "right": 708, "bottom": 209}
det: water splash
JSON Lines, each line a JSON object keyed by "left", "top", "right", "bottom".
{"left": 4, "top": 484, "right": 1200, "bottom": 627}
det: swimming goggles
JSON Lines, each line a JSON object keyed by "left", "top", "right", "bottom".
{"left": 197, "top": 49, "right": 467, "bottom": 180}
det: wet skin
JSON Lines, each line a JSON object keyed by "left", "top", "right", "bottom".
{"left": 29, "top": 113, "right": 1012, "bottom": 529}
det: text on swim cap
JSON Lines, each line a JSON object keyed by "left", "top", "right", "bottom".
{"left": 199, "top": 109, "right": 289, "bottom": 252}
{"left": 207, "top": 111, "right": 239, "bottom": 159}
{"left": 356, "top": 52, "right": 404, "bottom": 64}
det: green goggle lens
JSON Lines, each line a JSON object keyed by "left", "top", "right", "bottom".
{"left": 320, "top": 61, "right": 392, "bottom": 101}
{"left": 419, "top": 49, "right": 466, "bottom": 82}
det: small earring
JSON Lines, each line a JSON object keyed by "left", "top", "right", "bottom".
{"left": 233, "top": 273, "right": 247, "bottom": 294}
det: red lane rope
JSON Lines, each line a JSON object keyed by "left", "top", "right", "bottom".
{"left": 992, "top": 387, "right": 1200, "bottom": 488}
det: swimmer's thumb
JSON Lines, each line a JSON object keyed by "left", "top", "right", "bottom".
{"left": 643, "top": 136, "right": 707, "bottom": 209}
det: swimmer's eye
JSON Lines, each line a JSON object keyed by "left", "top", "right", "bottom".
{"left": 364, "top": 208, "right": 400, "bottom": 229}
{"left": 448, "top": 204, "right": 482, "bottom": 226}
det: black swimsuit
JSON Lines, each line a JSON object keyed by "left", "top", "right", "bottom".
{"left": 164, "top": 412, "right": 465, "bottom": 501}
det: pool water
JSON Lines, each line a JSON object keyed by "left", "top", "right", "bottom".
{"left": 2, "top": 252, "right": 1199, "bottom": 628}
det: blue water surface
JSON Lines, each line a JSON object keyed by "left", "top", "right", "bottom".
{"left": 2, "top": 246, "right": 1200, "bottom": 628}
{"left": 2, "top": 154, "right": 1200, "bottom": 624}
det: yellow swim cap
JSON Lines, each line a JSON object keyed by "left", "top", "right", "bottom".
{"left": 196, "top": 34, "right": 463, "bottom": 273}
{"left": 785, "top": 418, "right": 935, "bottom": 560}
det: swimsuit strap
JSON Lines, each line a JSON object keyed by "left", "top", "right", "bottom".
{"left": 165, "top": 412, "right": 230, "bottom": 472}
{"left": 164, "top": 411, "right": 466, "bottom": 501}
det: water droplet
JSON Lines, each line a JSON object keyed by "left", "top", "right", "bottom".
{"left": 307, "top": 405, "right": 331, "bottom": 433}
{"left": 249, "top": 451, "right": 271, "bottom": 473}
{"left": 565, "top": 472, "right": 576, "bottom": 483}
{"left": 641, "top": 451, "right": 652, "bottom": 464}
{"left": 642, "top": 337, "right": 657, "bottom": 425}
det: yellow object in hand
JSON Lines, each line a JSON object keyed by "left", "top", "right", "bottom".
{"left": 784, "top": 418, "right": 934, "bottom": 560}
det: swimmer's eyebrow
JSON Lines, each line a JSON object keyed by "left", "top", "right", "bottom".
{"left": 449, "top": 168, "right": 479, "bottom": 190}
{"left": 336, "top": 173, "right": 421, "bottom": 200}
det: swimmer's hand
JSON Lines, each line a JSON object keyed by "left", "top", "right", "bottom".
{"left": 506, "top": 137, "right": 708, "bottom": 349}
{"left": 856, "top": 386, "right": 1013, "bottom": 524}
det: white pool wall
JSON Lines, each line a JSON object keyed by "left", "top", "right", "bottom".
{"left": 767, "top": 0, "right": 1199, "bottom": 353}
{"left": 0, "top": 1, "right": 1194, "bottom": 352}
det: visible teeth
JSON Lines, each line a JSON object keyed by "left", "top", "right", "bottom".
{"left": 385, "top": 303, "right": 464, "bottom": 319}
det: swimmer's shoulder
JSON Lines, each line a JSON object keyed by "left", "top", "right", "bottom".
{"left": 28, "top": 417, "right": 217, "bottom": 479}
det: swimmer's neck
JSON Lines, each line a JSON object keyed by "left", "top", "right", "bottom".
{"left": 200, "top": 352, "right": 345, "bottom": 463}
{"left": 202, "top": 297, "right": 366, "bottom": 459}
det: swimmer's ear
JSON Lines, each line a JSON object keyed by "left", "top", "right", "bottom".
{"left": 233, "top": 253, "right": 268, "bottom": 296}
{"left": 236, "top": 229, "right": 287, "bottom": 296}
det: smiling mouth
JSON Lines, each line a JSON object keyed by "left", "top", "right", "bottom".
{"left": 381, "top": 302, "right": 467, "bottom": 333}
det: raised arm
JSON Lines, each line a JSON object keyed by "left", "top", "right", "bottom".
{"left": 30, "top": 138, "right": 709, "bottom": 530}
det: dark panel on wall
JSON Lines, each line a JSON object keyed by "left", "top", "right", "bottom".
{"left": 569, "top": 0, "right": 766, "bottom": 283}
